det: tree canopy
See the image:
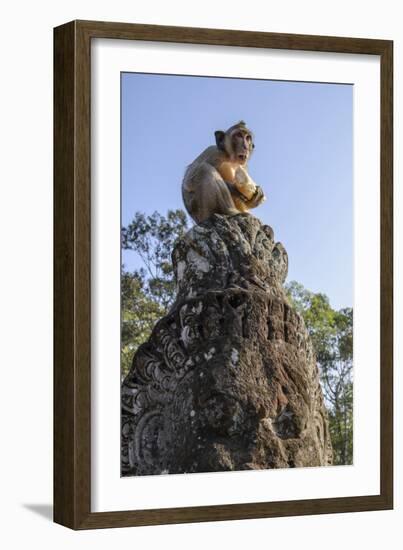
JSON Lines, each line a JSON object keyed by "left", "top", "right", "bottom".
{"left": 286, "top": 281, "right": 353, "bottom": 465}
{"left": 121, "top": 210, "right": 189, "bottom": 375}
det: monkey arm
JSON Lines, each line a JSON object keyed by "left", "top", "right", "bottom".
{"left": 234, "top": 166, "right": 258, "bottom": 199}
{"left": 224, "top": 181, "right": 266, "bottom": 213}
{"left": 224, "top": 181, "right": 250, "bottom": 203}
{"left": 234, "top": 166, "right": 266, "bottom": 209}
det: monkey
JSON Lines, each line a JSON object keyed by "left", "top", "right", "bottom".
{"left": 182, "top": 121, "right": 266, "bottom": 224}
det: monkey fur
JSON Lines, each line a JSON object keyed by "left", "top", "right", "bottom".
{"left": 182, "top": 121, "right": 266, "bottom": 224}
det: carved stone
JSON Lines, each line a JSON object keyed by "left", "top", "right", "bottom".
{"left": 121, "top": 213, "right": 333, "bottom": 475}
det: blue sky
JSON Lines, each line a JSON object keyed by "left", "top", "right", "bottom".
{"left": 122, "top": 72, "right": 353, "bottom": 310}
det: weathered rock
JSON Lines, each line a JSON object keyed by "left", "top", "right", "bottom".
{"left": 121, "top": 213, "right": 333, "bottom": 475}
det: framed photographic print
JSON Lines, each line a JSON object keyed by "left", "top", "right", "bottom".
{"left": 54, "top": 20, "right": 393, "bottom": 529}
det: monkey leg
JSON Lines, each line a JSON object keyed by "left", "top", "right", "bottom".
{"left": 183, "top": 163, "right": 239, "bottom": 224}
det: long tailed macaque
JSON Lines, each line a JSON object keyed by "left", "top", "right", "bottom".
{"left": 182, "top": 121, "right": 266, "bottom": 224}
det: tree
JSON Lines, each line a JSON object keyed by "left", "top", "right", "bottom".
{"left": 121, "top": 270, "right": 166, "bottom": 376}
{"left": 121, "top": 210, "right": 189, "bottom": 376}
{"left": 122, "top": 210, "right": 188, "bottom": 309}
{"left": 286, "top": 281, "right": 353, "bottom": 465}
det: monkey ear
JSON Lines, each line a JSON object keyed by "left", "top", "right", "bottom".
{"left": 215, "top": 130, "right": 226, "bottom": 151}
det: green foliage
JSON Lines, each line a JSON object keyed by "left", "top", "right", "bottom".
{"left": 121, "top": 271, "right": 165, "bottom": 376}
{"left": 121, "top": 210, "right": 189, "bottom": 377}
{"left": 122, "top": 210, "right": 188, "bottom": 310}
{"left": 286, "top": 281, "right": 353, "bottom": 465}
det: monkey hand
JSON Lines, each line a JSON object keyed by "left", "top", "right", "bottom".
{"left": 246, "top": 185, "right": 266, "bottom": 209}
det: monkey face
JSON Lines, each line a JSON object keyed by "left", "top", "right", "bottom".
{"left": 215, "top": 121, "right": 254, "bottom": 165}
{"left": 230, "top": 128, "right": 254, "bottom": 165}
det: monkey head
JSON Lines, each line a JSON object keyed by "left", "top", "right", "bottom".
{"left": 214, "top": 121, "right": 255, "bottom": 165}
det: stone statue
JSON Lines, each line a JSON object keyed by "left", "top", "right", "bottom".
{"left": 121, "top": 213, "right": 333, "bottom": 475}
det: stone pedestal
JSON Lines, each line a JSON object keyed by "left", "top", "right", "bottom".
{"left": 122, "top": 214, "right": 333, "bottom": 475}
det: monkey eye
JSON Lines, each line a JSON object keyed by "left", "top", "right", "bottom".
{"left": 246, "top": 135, "right": 252, "bottom": 142}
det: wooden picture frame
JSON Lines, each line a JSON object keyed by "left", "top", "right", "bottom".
{"left": 54, "top": 19, "right": 393, "bottom": 530}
